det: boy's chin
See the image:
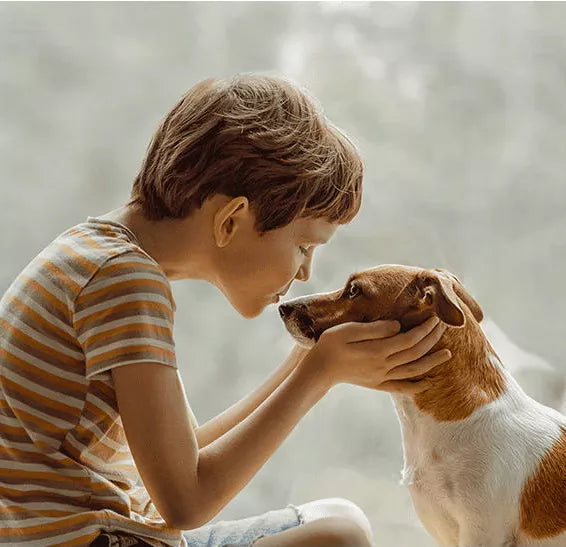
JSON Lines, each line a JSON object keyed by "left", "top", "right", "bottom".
{"left": 231, "top": 296, "right": 269, "bottom": 319}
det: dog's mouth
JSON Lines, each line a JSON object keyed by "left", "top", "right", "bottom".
{"left": 279, "top": 303, "right": 319, "bottom": 347}
{"left": 299, "top": 315, "right": 317, "bottom": 340}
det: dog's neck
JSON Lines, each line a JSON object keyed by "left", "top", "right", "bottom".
{"left": 411, "top": 312, "right": 507, "bottom": 422}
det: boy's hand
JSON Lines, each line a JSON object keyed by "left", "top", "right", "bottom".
{"left": 302, "top": 316, "right": 451, "bottom": 394}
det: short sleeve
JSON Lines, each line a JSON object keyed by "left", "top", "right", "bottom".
{"left": 73, "top": 251, "right": 177, "bottom": 380}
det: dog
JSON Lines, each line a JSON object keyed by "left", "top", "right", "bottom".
{"left": 278, "top": 265, "right": 566, "bottom": 546}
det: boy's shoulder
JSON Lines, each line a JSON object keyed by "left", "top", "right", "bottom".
{"left": 58, "top": 216, "right": 150, "bottom": 265}
{"left": 16, "top": 217, "right": 169, "bottom": 303}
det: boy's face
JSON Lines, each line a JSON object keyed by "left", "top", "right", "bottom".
{"left": 216, "top": 212, "right": 338, "bottom": 318}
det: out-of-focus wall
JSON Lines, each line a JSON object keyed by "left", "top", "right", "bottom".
{"left": 1, "top": 3, "right": 565, "bottom": 545}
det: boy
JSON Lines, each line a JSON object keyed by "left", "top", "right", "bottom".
{"left": 0, "top": 74, "right": 450, "bottom": 547}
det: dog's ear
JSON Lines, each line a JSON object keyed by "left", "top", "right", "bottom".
{"left": 433, "top": 269, "right": 484, "bottom": 323}
{"left": 416, "top": 272, "right": 466, "bottom": 327}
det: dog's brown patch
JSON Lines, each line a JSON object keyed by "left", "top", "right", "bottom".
{"left": 413, "top": 310, "right": 506, "bottom": 421}
{"left": 519, "top": 427, "right": 566, "bottom": 539}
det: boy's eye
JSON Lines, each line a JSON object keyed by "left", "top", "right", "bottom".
{"left": 299, "top": 246, "right": 309, "bottom": 256}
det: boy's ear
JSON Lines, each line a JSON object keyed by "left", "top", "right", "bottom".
{"left": 213, "top": 196, "right": 250, "bottom": 248}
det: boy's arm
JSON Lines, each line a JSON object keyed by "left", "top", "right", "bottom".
{"left": 194, "top": 345, "right": 308, "bottom": 448}
{"left": 115, "top": 318, "right": 447, "bottom": 530}
{"left": 112, "top": 350, "right": 327, "bottom": 530}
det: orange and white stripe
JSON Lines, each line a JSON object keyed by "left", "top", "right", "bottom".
{"left": 0, "top": 218, "right": 186, "bottom": 547}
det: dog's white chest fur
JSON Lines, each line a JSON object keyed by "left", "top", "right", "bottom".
{"left": 392, "top": 366, "right": 566, "bottom": 546}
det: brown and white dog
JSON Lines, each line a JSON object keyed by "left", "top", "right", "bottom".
{"left": 278, "top": 265, "right": 566, "bottom": 547}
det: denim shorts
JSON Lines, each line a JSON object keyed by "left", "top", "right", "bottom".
{"left": 91, "top": 504, "right": 304, "bottom": 547}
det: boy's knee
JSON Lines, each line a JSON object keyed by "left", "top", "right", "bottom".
{"left": 296, "top": 497, "right": 373, "bottom": 544}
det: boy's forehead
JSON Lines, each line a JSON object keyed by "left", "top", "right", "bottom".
{"left": 295, "top": 217, "right": 339, "bottom": 243}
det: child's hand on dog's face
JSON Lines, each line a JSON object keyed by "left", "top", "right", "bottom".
{"left": 302, "top": 316, "right": 451, "bottom": 394}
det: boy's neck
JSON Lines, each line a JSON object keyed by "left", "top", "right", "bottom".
{"left": 97, "top": 203, "right": 216, "bottom": 281}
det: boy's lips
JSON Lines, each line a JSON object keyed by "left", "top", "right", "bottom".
{"left": 270, "top": 284, "right": 291, "bottom": 303}
{"left": 271, "top": 287, "right": 290, "bottom": 303}
{"left": 277, "top": 285, "right": 292, "bottom": 297}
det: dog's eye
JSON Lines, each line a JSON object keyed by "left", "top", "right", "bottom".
{"left": 348, "top": 283, "right": 362, "bottom": 299}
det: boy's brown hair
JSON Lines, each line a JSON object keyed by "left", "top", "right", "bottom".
{"left": 129, "top": 73, "right": 363, "bottom": 233}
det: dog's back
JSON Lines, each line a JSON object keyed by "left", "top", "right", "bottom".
{"left": 481, "top": 317, "right": 566, "bottom": 411}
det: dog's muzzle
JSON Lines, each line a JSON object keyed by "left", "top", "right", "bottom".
{"left": 278, "top": 302, "right": 317, "bottom": 341}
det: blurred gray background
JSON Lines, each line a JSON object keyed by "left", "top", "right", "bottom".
{"left": 1, "top": 2, "right": 565, "bottom": 545}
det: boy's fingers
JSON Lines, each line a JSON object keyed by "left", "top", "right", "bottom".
{"left": 386, "top": 316, "right": 440, "bottom": 353}
{"left": 385, "top": 349, "right": 452, "bottom": 380}
{"left": 377, "top": 377, "right": 435, "bottom": 395}
{"left": 386, "top": 322, "right": 447, "bottom": 367}
{"left": 344, "top": 319, "right": 401, "bottom": 343}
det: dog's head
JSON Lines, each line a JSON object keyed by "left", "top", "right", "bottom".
{"left": 279, "top": 265, "right": 483, "bottom": 347}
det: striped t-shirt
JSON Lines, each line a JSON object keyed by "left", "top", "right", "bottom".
{"left": 0, "top": 217, "right": 190, "bottom": 547}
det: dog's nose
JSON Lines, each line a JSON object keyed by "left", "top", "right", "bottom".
{"left": 278, "top": 304, "right": 294, "bottom": 319}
